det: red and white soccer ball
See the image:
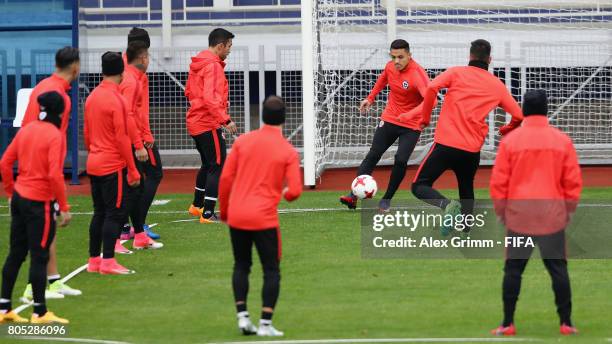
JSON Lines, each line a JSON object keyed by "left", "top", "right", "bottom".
{"left": 351, "top": 175, "right": 378, "bottom": 199}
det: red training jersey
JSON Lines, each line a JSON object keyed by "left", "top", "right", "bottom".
{"left": 185, "top": 50, "right": 231, "bottom": 136}
{"left": 490, "top": 116, "right": 582, "bottom": 235}
{"left": 84, "top": 79, "right": 140, "bottom": 184}
{"left": 120, "top": 64, "right": 145, "bottom": 150}
{"left": 421, "top": 65, "right": 523, "bottom": 152}
{"left": 367, "top": 60, "right": 433, "bottom": 130}
{"left": 22, "top": 73, "right": 71, "bottom": 133}
{"left": 219, "top": 125, "right": 302, "bottom": 230}
{"left": 22, "top": 73, "right": 72, "bottom": 168}
{"left": 1, "top": 121, "right": 69, "bottom": 211}
{"left": 122, "top": 53, "right": 154, "bottom": 143}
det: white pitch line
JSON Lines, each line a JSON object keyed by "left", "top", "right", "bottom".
{"left": 13, "top": 300, "right": 33, "bottom": 314}
{"left": 171, "top": 218, "right": 198, "bottom": 223}
{"left": 13, "top": 336, "right": 131, "bottom": 344}
{"left": 15, "top": 261, "right": 91, "bottom": 315}
{"left": 60, "top": 264, "right": 88, "bottom": 283}
{"left": 210, "top": 338, "right": 540, "bottom": 344}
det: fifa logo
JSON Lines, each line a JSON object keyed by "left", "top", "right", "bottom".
{"left": 402, "top": 81, "right": 409, "bottom": 89}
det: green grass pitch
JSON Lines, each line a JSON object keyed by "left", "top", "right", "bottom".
{"left": 0, "top": 188, "right": 611, "bottom": 344}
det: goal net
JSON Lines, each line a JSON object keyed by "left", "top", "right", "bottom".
{"left": 300, "top": 0, "right": 612, "bottom": 185}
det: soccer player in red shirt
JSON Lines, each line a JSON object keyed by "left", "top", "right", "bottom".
{"left": 490, "top": 90, "right": 581, "bottom": 336}
{"left": 117, "top": 40, "right": 163, "bottom": 252}
{"left": 0, "top": 91, "right": 71, "bottom": 324}
{"left": 186, "top": 28, "right": 238, "bottom": 223}
{"left": 412, "top": 39, "right": 523, "bottom": 235}
{"left": 118, "top": 27, "right": 163, "bottom": 242}
{"left": 21, "top": 47, "right": 81, "bottom": 299}
{"left": 339, "top": 39, "right": 434, "bottom": 212}
{"left": 219, "top": 96, "right": 302, "bottom": 337}
{"left": 84, "top": 52, "right": 141, "bottom": 275}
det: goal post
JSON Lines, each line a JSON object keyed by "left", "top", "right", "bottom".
{"left": 301, "top": 0, "right": 317, "bottom": 187}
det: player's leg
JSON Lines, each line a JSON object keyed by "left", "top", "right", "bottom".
{"left": 202, "top": 128, "right": 226, "bottom": 222}
{"left": 411, "top": 143, "right": 452, "bottom": 208}
{"left": 380, "top": 127, "right": 421, "bottom": 211}
{"left": 412, "top": 144, "right": 461, "bottom": 235}
{"left": 127, "top": 154, "right": 145, "bottom": 235}
{"left": 44, "top": 235, "right": 81, "bottom": 297}
{"left": 140, "top": 143, "right": 163, "bottom": 238}
{"left": 189, "top": 133, "right": 208, "bottom": 215}
{"left": 451, "top": 149, "right": 480, "bottom": 230}
{"left": 87, "top": 176, "right": 105, "bottom": 272}
{"left": 116, "top": 152, "right": 145, "bottom": 252}
{"left": 357, "top": 122, "right": 399, "bottom": 176}
{"left": 25, "top": 200, "right": 58, "bottom": 320}
{"left": 100, "top": 171, "right": 134, "bottom": 274}
{"left": 341, "top": 121, "right": 398, "bottom": 209}
{"left": 253, "top": 228, "right": 282, "bottom": 336}
{"left": 492, "top": 230, "right": 533, "bottom": 335}
{"left": 130, "top": 160, "right": 163, "bottom": 249}
{"left": 230, "top": 227, "right": 257, "bottom": 335}
{"left": 0, "top": 193, "right": 29, "bottom": 322}
{"left": 539, "top": 231, "right": 575, "bottom": 333}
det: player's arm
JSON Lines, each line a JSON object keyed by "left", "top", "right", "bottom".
{"left": 0, "top": 133, "right": 19, "bottom": 198}
{"left": 21, "top": 93, "right": 38, "bottom": 128}
{"left": 361, "top": 68, "right": 388, "bottom": 113}
{"left": 283, "top": 149, "right": 302, "bottom": 202}
{"left": 399, "top": 69, "right": 438, "bottom": 123}
{"left": 219, "top": 142, "right": 239, "bottom": 222}
{"left": 60, "top": 94, "right": 71, "bottom": 133}
{"left": 561, "top": 138, "right": 582, "bottom": 215}
{"left": 498, "top": 90, "right": 524, "bottom": 136}
{"left": 120, "top": 82, "right": 148, "bottom": 163}
{"left": 112, "top": 106, "right": 140, "bottom": 186}
{"left": 420, "top": 69, "right": 454, "bottom": 128}
{"left": 47, "top": 134, "right": 71, "bottom": 227}
{"left": 490, "top": 140, "right": 511, "bottom": 221}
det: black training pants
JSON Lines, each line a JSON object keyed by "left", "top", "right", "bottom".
{"left": 192, "top": 129, "right": 227, "bottom": 212}
{"left": 140, "top": 143, "right": 163, "bottom": 224}
{"left": 411, "top": 143, "right": 480, "bottom": 214}
{"left": 126, "top": 143, "right": 164, "bottom": 230}
{"left": 230, "top": 227, "right": 281, "bottom": 310}
{"left": 2, "top": 192, "right": 56, "bottom": 309}
{"left": 357, "top": 121, "right": 420, "bottom": 200}
{"left": 502, "top": 230, "right": 572, "bottom": 326}
{"left": 89, "top": 170, "right": 130, "bottom": 259}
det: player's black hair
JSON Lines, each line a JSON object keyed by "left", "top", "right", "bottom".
{"left": 128, "top": 27, "right": 150, "bottom": 48}
{"left": 126, "top": 41, "right": 148, "bottom": 64}
{"left": 262, "top": 95, "right": 286, "bottom": 125}
{"left": 470, "top": 39, "right": 491, "bottom": 62}
{"left": 55, "top": 46, "right": 80, "bottom": 70}
{"left": 208, "top": 28, "right": 235, "bottom": 47}
{"left": 390, "top": 39, "right": 410, "bottom": 52}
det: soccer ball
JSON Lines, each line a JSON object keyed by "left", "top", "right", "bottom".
{"left": 351, "top": 175, "right": 378, "bottom": 199}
